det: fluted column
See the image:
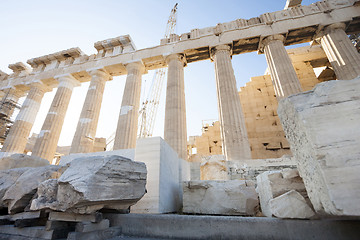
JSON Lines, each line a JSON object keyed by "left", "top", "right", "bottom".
{"left": 318, "top": 23, "right": 360, "bottom": 80}
{"left": 113, "top": 62, "right": 145, "bottom": 150}
{"left": 211, "top": 45, "right": 251, "bottom": 161}
{"left": 164, "top": 54, "right": 187, "bottom": 160}
{"left": 70, "top": 69, "right": 110, "bottom": 154}
{"left": 1, "top": 82, "right": 50, "bottom": 154}
{"left": 32, "top": 74, "right": 80, "bottom": 162}
{"left": 263, "top": 35, "right": 302, "bottom": 99}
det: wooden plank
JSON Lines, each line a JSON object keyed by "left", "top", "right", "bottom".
{"left": 0, "top": 211, "right": 41, "bottom": 221}
{"left": 48, "top": 211, "right": 102, "bottom": 223}
{"left": 14, "top": 218, "right": 47, "bottom": 228}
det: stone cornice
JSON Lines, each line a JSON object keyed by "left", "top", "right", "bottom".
{"left": 1, "top": 0, "right": 359, "bottom": 92}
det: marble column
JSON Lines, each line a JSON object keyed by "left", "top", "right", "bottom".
{"left": 1, "top": 82, "right": 50, "bottom": 155}
{"left": 164, "top": 54, "right": 187, "bottom": 160}
{"left": 113, "top": 62, "right": 145, "bottom": 150}
{"left": 32, "top": 74, "right": 80, "bottom": 162}
{"left": 263, "top": 35, "right": 302, "bottom": 99}
{"left": 318, "top": 23, "right": 360, "bottom": 80}
{"left": 70, "top": 69, "right": 110, "bottom": 154}
{"left": 211, "top": 44, "right": 251, "bottom": 161}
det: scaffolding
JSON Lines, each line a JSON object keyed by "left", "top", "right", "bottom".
{"left": 349, "top": 33, "right": 360, "bottom": 52}
{"left": 0, "top": 89, "right": 21, "bottom": 145}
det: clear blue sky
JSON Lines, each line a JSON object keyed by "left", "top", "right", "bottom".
{"left": 0, "top": 0, "right": 316, "bottom": 146}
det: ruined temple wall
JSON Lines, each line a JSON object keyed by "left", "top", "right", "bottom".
{"left": 190, "top": 55, "right": 321, "bottom": 160}
{"left": 239, "top": 75, "right": 291, "bottom": 159}
{"left": 239, "top": 58, "right": 320, "bottom": 159}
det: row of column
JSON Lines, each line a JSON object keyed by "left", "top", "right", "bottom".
{"left": 262, "top": 23, "right": 360, "bottom": 100}
{"left": 1, "top": 22, "right": 359, "bottom": 162}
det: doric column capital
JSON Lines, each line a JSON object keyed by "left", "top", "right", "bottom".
{"left": 55, "top": 74, "right": 81, "bottom": 87}
{"left": 125, "top": 61, "right": 146, "bottom": 74}
{"left": 165, "top": 54, "right": 187, "bottom": 67}
{"left": 262, "top": 34, "right": 285, "bottom": 46}
{"left": 28, "top": 80, "right": 52, "bottom": 93}
{"left": 210, "top": 44, "right": 232, "bottom": 61}
{"left": 314, "top": 22, "right": 347, "bottom": 43}
{"left": 259, "top": 34, "right": 285, "bottom": 53}
{"left": 87, "top": 68, "right": 112, "bottom": 81}
{"left": 324, "top": 22, "right": 346, "bottom": 33}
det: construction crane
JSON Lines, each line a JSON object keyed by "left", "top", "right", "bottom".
{"left": 106, "top": 3, "right": 178, "bottom": 150}
{"left": 138, "top": 3, "right": 178, "bottom": 138}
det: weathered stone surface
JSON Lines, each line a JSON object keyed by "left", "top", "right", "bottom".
{"left": 30, "top": 179, "right": 58, "bottom": 211}
{"left": 228, "top": 155, "right": 297, "bottom": 181}
{"left": 3, "top": 165, "right": 64, "bottom": 214}
{"left": 0, "top": 168, "right": 29, "bottom": 208}
{"left": 198, "top": 155, "right": 297, "bottom": 181}
{"left": 183, "top": 180, "right": 258, "bottom": 216}
{"left": 278, "top": 77, "right": 360, "bottom": 216}
{"left": 0, "top": 154, "right": 49, "bottom": 170}
{"left": 31, "top": 155, "right": 147, "bottom": 214}
{"left": 269, "top": 190, "right": 315, "bottom": 219}
{"left": 200, "top": 155, "right": 228, "bottom": 180}
{"left": 256, "top": 169, "right": 312, "bottom": 218}
{"left": 59, "top": 149, "right": 135, "bottom": 166}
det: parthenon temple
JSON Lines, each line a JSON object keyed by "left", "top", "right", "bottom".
{"left": 0, "top": 0, "right": 360, "bottom": 239}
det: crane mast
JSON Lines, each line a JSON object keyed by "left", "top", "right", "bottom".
{"left": 137, "top": 3, "right": 178, "bottom": 138}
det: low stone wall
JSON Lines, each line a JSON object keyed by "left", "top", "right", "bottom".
{"left": 194, "top": 155, "right": 296, "bottom": 181}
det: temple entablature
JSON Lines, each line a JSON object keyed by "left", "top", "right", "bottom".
{"left": 8, "top": 62, "right": 31, "bottom": 78}
{"left": 0, "top": 0, "right": 358, "bottom": 93}
{"left": 93, "top": 35, "right": 137, "bottom": 59}
{"left": 27, "top": 47, "right": 85, "bottom": 73}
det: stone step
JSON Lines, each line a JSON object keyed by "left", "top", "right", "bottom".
{"left": 0, "top": 225, "right": 54, "bottom": 239}
{"left": 104, "top": 213, "right": 360, "bottom": 240}
{"left": 67, "top": 227, "right": 121, "bottom": 240}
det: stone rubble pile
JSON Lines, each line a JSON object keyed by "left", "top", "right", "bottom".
{"left": 278, "top": 77, "right": 360, "bottom": 216}
{"left": 0, "top": 155, "right": 147, "bottom": 239}
{"left": 256, "top": 169, "right": 315, "bottom": 219}
{"left": 31, "top": 155, "right": 147, "bottom": 214}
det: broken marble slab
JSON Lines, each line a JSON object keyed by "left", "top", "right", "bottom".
{"left": 2, "top": 165, "right": 65, "bottom": 214}
{"left": 183, "top": 180, "right": 258, "bottom": 216}
{"left": 0, "top": 154, "right": 49, "bottom": 171}
{"left": 256, "top": 169, "right": 313, "bottom": 218}
{"left": 269, "top": 190, "right": 315, "bottom": 219}
{"left": 31, "top": 155, "right": 147, "bottom": 214}
{"left": 278, "top": 77, "right": 360, "bottom": 216}
{"left": 0, "top": 168, "right": 29, "bottom": 209}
